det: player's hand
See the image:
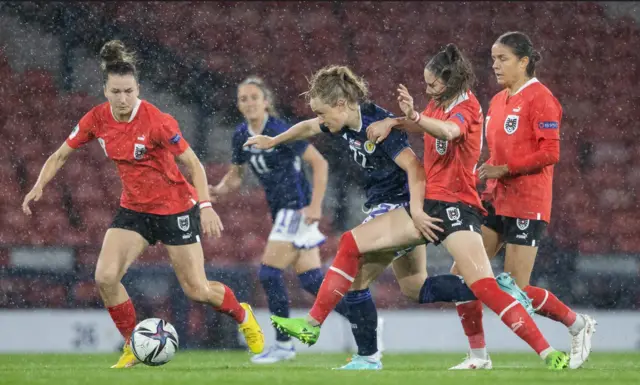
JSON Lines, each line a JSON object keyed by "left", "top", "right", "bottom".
{"left": 200, "top": 207, "right": 224, "bottom": 238}
{"left": 410, "top": 208, "right": 444, "bottom": 243}
{"left": 366, "top": 118, "right": 395, "bottom": 144}
{"left": 301, "top": 205, "right": 322, "bottom": 224}
{"left": 243, "top": 135, "right": 275, "bottom": 150}
{"left": 478, "top": 163, "right": 509, "bottom": 180}
{"left": 22, "top": 186, "right": 43, "bottom": 215}
{"left": 397, "top": 84, "right": 415, "bottom": 118}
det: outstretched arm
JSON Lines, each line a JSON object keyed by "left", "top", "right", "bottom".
{"left": 243, "top": 118, "right": 323, "bottom": 149}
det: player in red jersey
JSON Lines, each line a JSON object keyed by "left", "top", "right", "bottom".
{"left": 21, "top": 40, "right": 264, "bottom": 367}
{"left": 269, "top": 44, "right": 570, "bottom": 369}
{"left": 450, "top": 32, "right": 596, "bottom": 370}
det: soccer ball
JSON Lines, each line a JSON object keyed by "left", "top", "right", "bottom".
{"left": 130, "top": 318, "right": 179, "bottom": 366}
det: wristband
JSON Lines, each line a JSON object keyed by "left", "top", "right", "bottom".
{"left": 199, "top": 201, "right": 213, "bottom": 210}
{"left": 411, "top": 111, "right": 421, "bottom": 123}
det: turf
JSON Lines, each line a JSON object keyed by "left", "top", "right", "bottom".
{"left": 1, "top": 351, "right": 639, "bottom": 385}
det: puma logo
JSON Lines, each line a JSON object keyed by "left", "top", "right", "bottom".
{"left": 513, "top": 106, "right": 522, "bottom": 113}
{"left": 511, "top": 317, "right": 525, "bottom": 332}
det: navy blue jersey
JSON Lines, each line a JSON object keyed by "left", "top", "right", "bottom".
{"left": 320, "top": 103, "right": 410, "bottom": 209}
{"left": 232, "top": 116, "right": 311, "bottom": 221}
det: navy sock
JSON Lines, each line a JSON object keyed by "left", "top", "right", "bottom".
{"left": 298, "top": 268, "right": 350, "bottom": 318}
{"left": 345, "top": 289, "right": 378, "bottom": 357}
{"left": 418, "top": 274, "right": 477, "bottom": 304}
{"left": 259, "top": 264, "right": 290, "bottom": 342}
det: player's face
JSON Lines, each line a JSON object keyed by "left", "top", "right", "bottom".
{"left": 423, "top": 69, "right": 446, "bottom": 99}
{"left": 104, "top": 74, "right": 139, "bottom": 118}
{"left": 237, "top": 84, "right": 269, "bottom": 122}
{"left": 310, "top": 97, "right": 348, "bottom": 133}
{"left": 491, "top": 43, "right": 528, "bottom": 87}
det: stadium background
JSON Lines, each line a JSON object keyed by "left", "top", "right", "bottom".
{"left": 0, "top": 1, "right": 638, "bottom": 351}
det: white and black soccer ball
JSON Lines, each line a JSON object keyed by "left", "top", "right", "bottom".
{"left": 130, "top": 318, "right": 179, "bottom": 366}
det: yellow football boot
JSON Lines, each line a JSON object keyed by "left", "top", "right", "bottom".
{"left": 239, "top": 303, "right": 265, "bottom": 354}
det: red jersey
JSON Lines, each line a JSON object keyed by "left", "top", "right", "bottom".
{"left": 422, "top": 91, "right": 485, "bottom": 213}
{"left": 66, "top": 99, "right": 197, "bottom": 215}
{"left": 485, "top": 78, "right": 562, "bottom": 222}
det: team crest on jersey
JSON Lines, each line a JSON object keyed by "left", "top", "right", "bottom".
{"left": 504, "top": 115, "right": 519, "bottom": 135}
{"left": 516, "top": 219, "right": 530, "bottom": 231}
{"left": 435, "top": 139, "right": 448, "bottom": 155}
{"left": 177, "top": 215, "right": 190, "bottom": 231}
{"left": 133, "top": 143, "right": 147, "bottom": 160}
{"left": 364, "top": 140, "right": 376, "bottom": 154}
{"left": 446, "top": 207, "right": 461, "bottom": 221}
{"left": 69, "top": 124, "right": 79, "bottom": 139}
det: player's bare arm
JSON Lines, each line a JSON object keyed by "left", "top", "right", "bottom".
{"left": 393, "top": 148, "right": 444, "bottom": 242}
{"left": 209, "top": 164, "right": 245, "bottom": 201}
{"left": 177, "top": 147, "right": 224, "bottom": 237}
{"left": 22, "top": 142, "right": 76, "bottom": 215}
{"left": 301, "top": 144, "right": 328, "bottom": 224}
{"left": 243, "top": 118, "right": 322, "bottom": 149}
{"left": 397, "top": 84, "right": 460, "bottom": 140}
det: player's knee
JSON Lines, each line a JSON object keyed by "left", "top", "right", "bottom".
{"left": 94, "top": 269, "right": 121, "bottom": 290}
{"left": 180, "top": 281, "right": 209, "bottom": 303}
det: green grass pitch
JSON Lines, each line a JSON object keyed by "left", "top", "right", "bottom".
{"left": 1, "top": 351, "right": 639, "bottom": 385}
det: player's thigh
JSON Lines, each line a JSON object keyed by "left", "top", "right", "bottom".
{"left": 503, "top": 244, "right": 538, "bottom": 288}
{"left": 351, "top": 208, "right": 424, "bottom": 254}
{"left": 450, "top": 226, "right": 502, "bottom": 275}
{"left": 350, "top": 252, "right": 395, "bottom": 291}
{"left": 293, "top": 247, "right": 322, "bottom": 274}
{"left": 391, "top": 245, "right": 427, "bottom": 301}
{"left": 443, "top": 231, "right": 494, "bottom": 286}
{"left": 261, "top": 240, "right": 299, "bottom": 269}
{"left": 95, "top": 228, "right": 148, "bottom": 285}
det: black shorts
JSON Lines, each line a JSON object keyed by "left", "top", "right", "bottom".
{"left": 405, "top": 199, "right": 483, "bottom": 245}
{"left": 110, "top": 205, "right": 201, "bottom": 246}
{"left": 482, "top": 201, "right": 547, "bottom": 247}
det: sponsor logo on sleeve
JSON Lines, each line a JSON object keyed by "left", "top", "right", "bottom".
{"left": 169, "top": 134, "right": 181, "bottom": 144}
{"left": 453, "top": 112, "right": 465, "bottom": 124}
{"left": 538, "top": 121, "right": 559, "bottom": 129}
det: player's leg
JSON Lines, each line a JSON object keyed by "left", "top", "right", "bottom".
{"left": 443, "top": 230, "right": 568, "bottom": 369}
{"left": 166, "top": 242, "right": 264, "bottom": 354}
{"left": 98, "top": 208, "right": 152, "bottom": 369}
{"left": 450, "top": 224, "right": 503, "bottom": 369}
{"left": 502, "top": 218, "right": 595, "bottom": 368}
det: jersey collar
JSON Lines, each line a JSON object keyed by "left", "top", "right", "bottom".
{"left": 444, "top": 91, "right": 470, "bottom": 114}
{"left": 110, "top": 98, "right": 142, "bottom": 123}
{"left": 512, "top": 77, "right": 539, "bottom": 95}
{"left": 247, "top": 113, "right": 269, "bottom": 136}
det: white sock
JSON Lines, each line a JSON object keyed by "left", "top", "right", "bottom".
{"left": 568, "top": 314, "right": 585, "bottom": 336}
{"left": 539, "top": 347, "right": 555, "bottom": 360}
{"left": 470, "top": 348, "right": 488, "bottom": 360}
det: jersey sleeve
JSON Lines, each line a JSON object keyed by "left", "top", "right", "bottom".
{"left": 66, "top": 110, "right": 97, "bottom": 149}
{"left": 529, "top": 92, "right": 562, "bottom": 141}
{"left": 231, "top": 129, "right": 247, "bottom": 165}
{"left": 380, "top": 128, "right": 410, "bottom": 160}
{"left": 447, "top": 101, "right": 478, "bottom": 141}
{"left": 156, "top": 114, "right": 190, "bottom": 156}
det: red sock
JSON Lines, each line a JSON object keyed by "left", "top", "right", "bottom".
{"left": 309, "top": 231, "right": 361, "bottom": 324}
{"left": 213, "top": 284, "right": 246, "bottom": 324}
{"left": 107, "top": 299, "right": 137, "bottom": 342}
{"left": 456, "top": 300, "right": 485, "bottom": 349}
{"left": 470, "top": 278, "right": 550, "bottom": 354}
{"left": 525, "top": 286, "right": 577, "bottom": 327}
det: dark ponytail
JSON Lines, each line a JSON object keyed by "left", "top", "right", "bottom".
{"left": 99, "top": 40, "right": 138, "bottom": 84}
{"left": 425, "top": 43, "right": 476, "bottom": 107}
{"left": 496, "top": 31, "right": 541, "bottom": 78}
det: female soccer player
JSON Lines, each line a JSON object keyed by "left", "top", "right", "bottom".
{"left": 448, "top": 31, "right": 596, "bottom": 370}
{"left": 210, "top": 76, "right": 350, "bottom": 364}
{"left": 262, "top": 45, "right": 571, "bottom": 370}
{"left": 21, "top": 40, "right": 264, "bottom": 368}
{"left": 245, "top": 61, "right": 541, "bottom": 369}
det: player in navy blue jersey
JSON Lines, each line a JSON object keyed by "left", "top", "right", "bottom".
{"left": 210, "top": 77, "right": 349, "bottom": 364}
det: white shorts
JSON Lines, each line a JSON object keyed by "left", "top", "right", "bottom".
{"left": 362, "top": 202, "right": 413, "bottom": 259}
{"left": 268, "top": 209, "right": 326, "bottom": 249}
